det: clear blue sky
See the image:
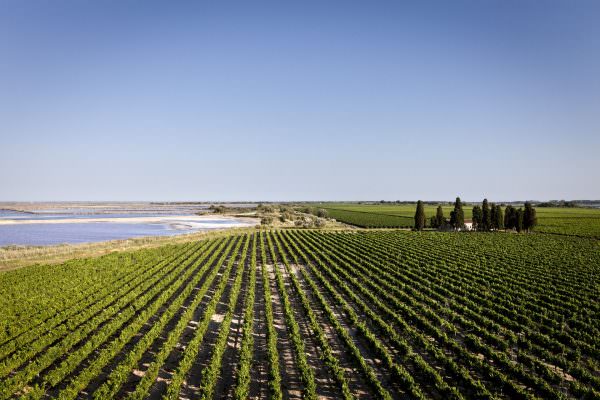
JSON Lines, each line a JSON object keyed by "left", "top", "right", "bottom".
{"left": 1, "top": 1, "right": 599, "bottom": 201}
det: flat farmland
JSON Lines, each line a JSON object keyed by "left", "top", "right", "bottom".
{"left": 319, "top": 204, "right": 600, "bottom": 237}
{"left": 0, "top": 230, "right": 598, "bottom": 399}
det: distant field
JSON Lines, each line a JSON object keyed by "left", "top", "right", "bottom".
{"left": 0, "top": 230, "right": 598, "bottom": 399}
{"left": 319, "top": 204, "right": 600, "bottom": 237}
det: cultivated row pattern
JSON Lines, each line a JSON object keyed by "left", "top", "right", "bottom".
{"left": 0, "top": 230, "right": 598, "bottom": 399}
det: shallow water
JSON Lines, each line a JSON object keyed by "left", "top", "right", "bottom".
{"left": 0, "top": 210, "right": 190, "bottom": 220}
{"left": 0, "top": 210, "right": 251, "bottom": 246}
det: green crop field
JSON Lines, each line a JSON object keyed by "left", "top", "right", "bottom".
{"left": 1, "top": 230, "right": 598, "bottom": 399}
{"left": 319, "top": 203, "right": 600, "bottom": 237}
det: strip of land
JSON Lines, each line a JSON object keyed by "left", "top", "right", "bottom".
{"left": 0, "top": 224, "right": 259, "bottom": 272}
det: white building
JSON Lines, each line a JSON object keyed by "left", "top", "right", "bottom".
{"left": 463, "top": 220, "right": 473, "bottom": 231}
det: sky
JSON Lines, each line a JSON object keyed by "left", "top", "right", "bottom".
{"left": 1, "top": 0, "right": 599, "bottom": 202}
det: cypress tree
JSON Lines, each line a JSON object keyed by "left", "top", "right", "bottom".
{"left": 516, "top": 208, "right": 524, "bottom": 232}
{"left": 414, "top": 200, "right": 425, "bottom": 231}
{"left": 490, "top": 203, "right": 497, "bottom": 230}
{"left": 472, "top": 206, "right": 482, "bottom": 231}
{"left": 523, "top": 202, "right": 538, "bottom": 232}
{"left": 481, "top": 198, "right": 491, "bottom": 231}
{"left": 452, "top": 197, "right": 464, "bottom": 230}
{"left": 530, "top": 207, "right": 537, "bottom": 231}
{"left": 435, "top": 205, "right": 444, "bottom": 228}
{"left": 504, "top": 205, "right": 514, "bottom": 230}
{"left": 495, "top": 205, "right": 504, "bottom": 230}
{"left": 511, "top": 207, "right": 518, "bottom": 230}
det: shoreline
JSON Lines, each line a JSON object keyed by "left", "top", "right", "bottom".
{"left": 0, "top": 214, "right": 259, "bottom": 226}
{"left": 0, "top": 226, "right": 260, "bottom": 272}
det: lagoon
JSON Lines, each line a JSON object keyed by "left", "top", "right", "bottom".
{"left": 0, "top": 209, "right": 256, "bottom": 246}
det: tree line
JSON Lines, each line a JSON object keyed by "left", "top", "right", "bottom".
{"left": 414, "top": 198, "right": 537, "bottom": 232}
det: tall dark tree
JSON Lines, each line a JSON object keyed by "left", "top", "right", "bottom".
{"left": 452, "top": 197, "right": 465, "bottom": 230}
{"left": 472, "top": 205, "right": 482, "bottom": 230}
{"left": 436, "top": 206, "right": 444, "bottom": 227}
{"left": 430, "top": 215, "right": 438, "bottom": 229}
{"left": 515, "top": 208, "right": 524, "bottom": 232}
{"left": 490, "top": 203, "right": 497, "bottom": 230}
{"left": 504, "top": 205, "right": 515, "bottom": 230}
{"left": 481, "top": 198, "right": 491, "bottom": 231}
{"left": 495, "top": 205, "right": 504, "bottom": 230}
{"left": 414, "top": 200, "right": 425, "bottom": 231}
{"left": 523, "top": 202, "right": 538, "bottom": 232}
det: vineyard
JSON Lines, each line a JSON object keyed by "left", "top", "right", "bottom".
{"left": 320, "top": 204, "right": 600, "bottom": 237}
{"left": 1, "top": 230, "right": 599, "bottom": 399}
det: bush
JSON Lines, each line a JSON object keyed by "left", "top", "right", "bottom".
{"left": 280, "top": 212, "right": 294, "bottom": 222}
{"left": 258, "top": 204, "right": 275, "bottom": 213}
{"left": 209, "top": 205, "right": 227, "bottom": 214}
{"left": 293, "top": 216, "right": 319, "bottom": 228}
{"left": 261, "top": 216, "right": 274, "bottom": 226}
{"left": 316, "top": 209, "right": 328, "bottom": 218}
{"left": 314, "top": 218, "right": 326, "bottom": 228}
